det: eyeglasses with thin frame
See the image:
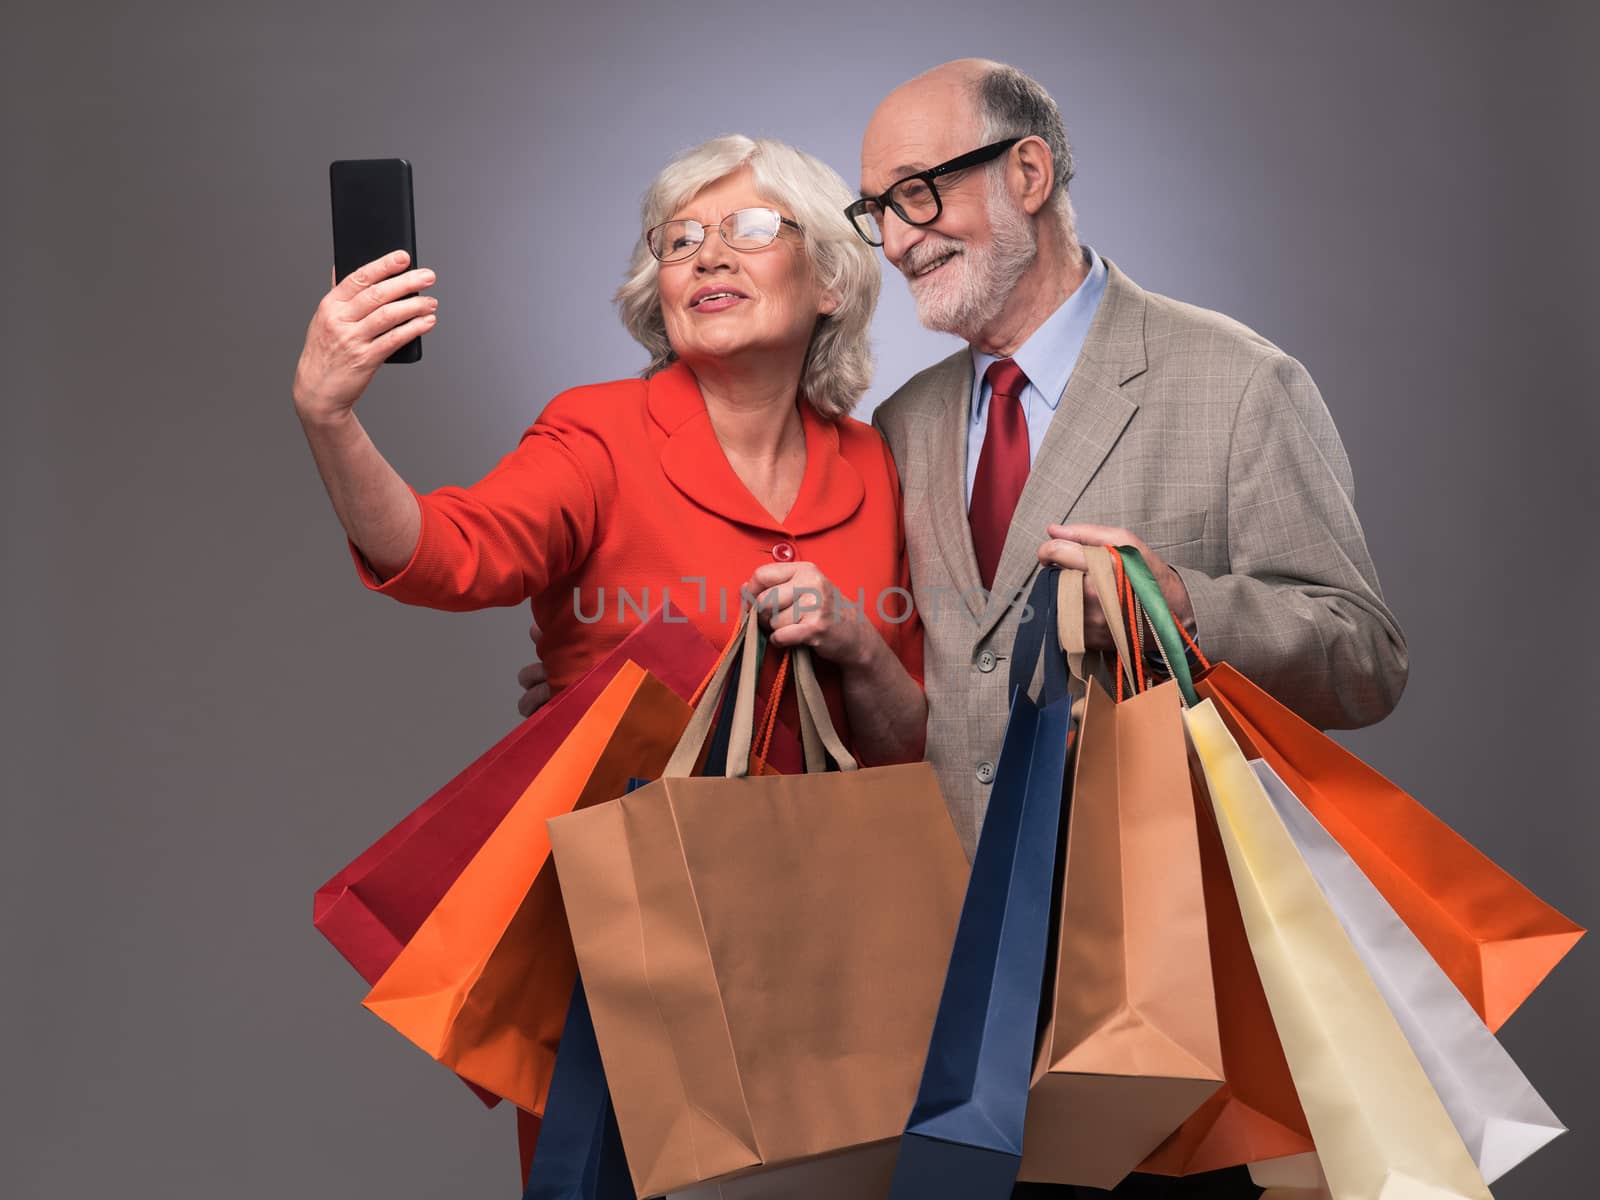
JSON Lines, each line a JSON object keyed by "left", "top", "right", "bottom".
{"left": 646, "top": 206, "right": 804, "bottom": 263}
{"left": 844, "top": 138, "right": 1022, "bottom": 247}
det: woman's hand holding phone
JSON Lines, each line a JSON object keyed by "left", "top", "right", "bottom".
{"left": 292, "top": 252, "right": 437, "bottom": 425}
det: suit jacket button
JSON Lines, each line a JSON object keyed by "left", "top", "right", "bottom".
{"left": 977, "top": 650, "right": 998, "bottom": 673}
{"left": 976, "top": 760, "right": 995, "bottom": 784}
{"left": 772, "top": 541, "right": 796, "bottom": 562}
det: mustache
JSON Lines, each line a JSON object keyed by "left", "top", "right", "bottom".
{"left": 900, "top": 237, "right": 965, "bottom": 279}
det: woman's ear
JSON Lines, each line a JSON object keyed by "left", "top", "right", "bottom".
{"left": 818, "top": 288, "right": 841, "bottom": 317}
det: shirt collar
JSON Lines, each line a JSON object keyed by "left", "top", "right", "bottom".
{"left": 970, "top": 245, "right": 1108, "bottom": 423}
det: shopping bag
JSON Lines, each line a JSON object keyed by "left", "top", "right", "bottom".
{"left": 1260, "top": 761, "right": 1564, "bottom": 1182}
{"left": 1251, "top": 1152, "right": 1328, "bottom": 1192}
{"left": 666, "top": 1148, "right": 899, "bottom": 1200}
{"left": 1123, "top": 549, "right": 1495, "bottom": 1198}
{"left": 1017, "top": 674, "right": 1225, "bottom": 1188}
{"left": 1114, "top": 548, "right": 1312, "bottom": 1178}
{"left": 888, "top": 568, "right": 1074, "bottom": 1200}
{"left": 521, "top": 976, "right": 633, "bottom": 1200}
{"left": 1194, "top": 662, "right": 1580, "bottom": 1032}
{"left": 1134, "top": 752, "right": 1314, "bottom": 1177}
{"left": 1186, "top": 697, "right": 1492, "bottom": 1200}
{"left": 313, "top": 605, "right": 734, "bottom": 988}
{"left": 548, "top": 609, "right": 968, "bottom": 1198}
{"left": 1102, "top": 543, "right": 1584, "bottom": 1034}
{"left": 1017, "top": 550, "right": 1223, "bottom": 1190}
{"left": 522, "top": 675, "right": 785, "bottom": 1195}
{"left": 361, "top": 662, "right": 691, "bottom": 1112}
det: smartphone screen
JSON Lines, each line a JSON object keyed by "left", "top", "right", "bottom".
{"left": 330, "top": 158, "right": 421, "bottom": 364}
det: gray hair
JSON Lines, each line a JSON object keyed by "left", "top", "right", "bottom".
{"left": 974, "top": 64, "right": 1077, "bottom": 236}
{"left": 615, "top": 135, "right": 880, "bottom": 420}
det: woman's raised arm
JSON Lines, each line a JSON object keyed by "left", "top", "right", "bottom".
{"left": 292, "top": 250, "right": 437, "bottom": 579}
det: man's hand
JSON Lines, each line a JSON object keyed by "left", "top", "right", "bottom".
{"left": 516, "top": 617, "right": 551, "bottom": 719}
{"left": 1036, "top": 523, "right": 1195, "bottom": 652}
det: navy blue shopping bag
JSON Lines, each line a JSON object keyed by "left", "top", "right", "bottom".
{"left": 887, "top": 567, "right": 1075, "bottom": 1200}
{"left": 525, "top": 769, "right": 669, "bottom": 1200}
{"left": 525, "top": 636, "right": 768, "bottom": 1200}
{"left": 521, "top": 974, "right": 633, "bottom": 1200}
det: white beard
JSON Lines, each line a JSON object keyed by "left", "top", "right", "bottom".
{"left": 902, "top": 178, "right": 1038, "bottom": 340}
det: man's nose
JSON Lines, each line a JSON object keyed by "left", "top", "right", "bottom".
{"left": 880, "top": 208, "right": 926, "bottom": 269}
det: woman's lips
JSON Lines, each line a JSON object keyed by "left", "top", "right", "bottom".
{"left": 691, "top": 292, "right": 747, "bottom": 313}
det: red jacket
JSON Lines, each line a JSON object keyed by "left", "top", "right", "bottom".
{"left": 357, "top": 361, "right": 922, "bottom": 744}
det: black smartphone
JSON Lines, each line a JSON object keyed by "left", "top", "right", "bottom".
{"left": 329, "top": 158, "right": 422, "bottom": 364}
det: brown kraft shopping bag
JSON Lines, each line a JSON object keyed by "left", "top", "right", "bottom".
{"left": 547, "top": 611, "right": 969, "bottom": 1198}
{"left": 1018, "top": 554, "right": 1223, "bottom": 1189}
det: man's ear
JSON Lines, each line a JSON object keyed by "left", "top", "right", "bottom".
{"left": 1011, "top": 135, "right": 1056, "bottom": 217}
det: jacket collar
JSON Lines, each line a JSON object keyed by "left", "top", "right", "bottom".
{"left": 972, "top": 257, "right": 1150, "bottom": 641}
{"left": 647, "top": 360, "right": 865, "bottom": 536}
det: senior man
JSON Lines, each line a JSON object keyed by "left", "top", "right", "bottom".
{"left": 853, "top": 60, "right": 1406, "bottom": 867}
{"left": 849, "top": 59, "right": 1407, "bottom": 1200}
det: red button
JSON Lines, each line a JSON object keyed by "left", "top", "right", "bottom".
{"left": 772, "top": 541, "right": 796, "bottom": 562}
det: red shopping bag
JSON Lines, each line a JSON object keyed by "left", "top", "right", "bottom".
{"left": 362, "top": 662, "right": 692, "bottom": 1114}
{"left": 312, "top": 605, "right": 730, "bottom": 989}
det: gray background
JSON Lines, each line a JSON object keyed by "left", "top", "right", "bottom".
{"left": 3, "top": 1, "right": 1596, "bottom": 1197}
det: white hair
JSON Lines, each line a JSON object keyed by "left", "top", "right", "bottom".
{"left": 901, "top": 170, "right": 1038, "bottom": 340}
{"left": 616, "top": 135, "right": 880, "bottom": 420}
{"left": 974, "top": 63, "right": 1078, "bottom": 240}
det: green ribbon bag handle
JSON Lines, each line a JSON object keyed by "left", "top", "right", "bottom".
{"left": 1115, "top": 546, "right": 1201, "bottom": 708}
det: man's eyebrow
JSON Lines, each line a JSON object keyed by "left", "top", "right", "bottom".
{"left": 861, "top": 164, "right": 930, "bottom": 197}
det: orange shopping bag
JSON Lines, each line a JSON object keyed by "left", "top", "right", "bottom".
{"left": 361, "top": 662, "right": 691, "bottom": 1113}
{"left": 1106, "top": 542, "right": 1582, "bottom": 1036}
{"left": 1197, "top": 663, "right": 1583, "bottom": 1032}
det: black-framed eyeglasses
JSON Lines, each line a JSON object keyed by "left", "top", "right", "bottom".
{"left": 845, "top": 138, "right": 1021, "bottom": 247}
{"left": 646, "top": 206, "right": 804, "bottom": 263}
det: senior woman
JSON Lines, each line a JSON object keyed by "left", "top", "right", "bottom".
{"left": 293, "top": 135, "right": 924, "bottom": 765}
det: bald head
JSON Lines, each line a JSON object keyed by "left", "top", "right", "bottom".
{"left": 861, "top": 60, "right": 993, "bottom": 191}
{"left": 862, "top": 59, "right": 1074, "bottom": 222}
{"left": 858, "top": 59, "right": 1084, "bottom": 354}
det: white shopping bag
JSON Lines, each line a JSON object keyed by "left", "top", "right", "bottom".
{"left": 1254, "top": 762, "right": 1564, "bottom": 1183}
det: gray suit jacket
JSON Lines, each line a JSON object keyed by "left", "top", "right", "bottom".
{"left": 873, "top": 259, "right": 1407, "bottom": 856}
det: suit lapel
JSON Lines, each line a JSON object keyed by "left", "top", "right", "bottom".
{"left": 974, "top": 261, "right": 1150, "bottom": 642}
{"left": 919, "top": 351, "right": 987, "bottom": 620}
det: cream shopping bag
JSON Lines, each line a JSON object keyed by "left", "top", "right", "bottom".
{"left": 1257, "top": 761, "right": 1563, "bottom": 1184}
{"left": 1185, "top": 700, "right": 1492, "bottom": 1200}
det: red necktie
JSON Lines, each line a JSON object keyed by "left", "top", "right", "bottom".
{"left": 969, "top": 358, "right": 1031, "bottom": 591}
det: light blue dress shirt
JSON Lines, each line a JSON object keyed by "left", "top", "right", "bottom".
{"left": 966, "top": 246, "right": 1108, "bottom": 505}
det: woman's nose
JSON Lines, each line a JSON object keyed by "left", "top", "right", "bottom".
{"left": 695, "top": 230, "right": 736, "bottom": 272}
